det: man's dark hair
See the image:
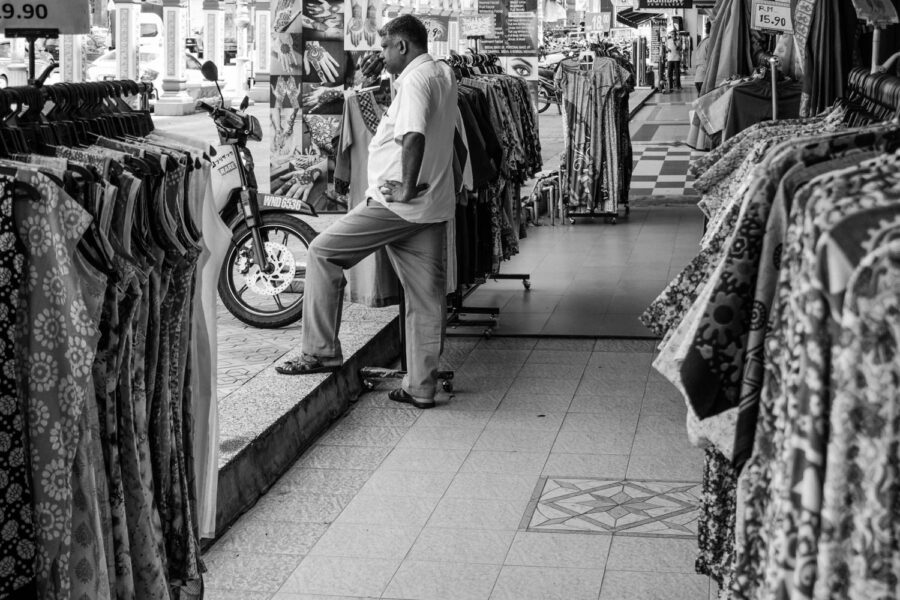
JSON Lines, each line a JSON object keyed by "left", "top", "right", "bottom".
{"left": 379, "top": 14, "right": 429, "bottom": 49}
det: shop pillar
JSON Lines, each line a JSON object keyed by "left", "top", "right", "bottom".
{"left": 203, "top": 0, "right": 227, "bottom": 73}
{"left": 157, "top": 0, "right": 196, "bottom": 115}
{"left": 249, "top": 1, "right": 271, "bottom": 102}
{"left": 59, "top": 35, "right": 84, "bottom": 82}
{"left": 6, "top": 39, "right": 27, "bottom": 86}
{"left": 230, "top": 0, "right": 254, "bottom": 101}
{"left": 114, "top": 0, "right": 141, "bottom": 82}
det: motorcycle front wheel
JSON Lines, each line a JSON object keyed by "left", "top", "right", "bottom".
{"left": 218, "top": 213, "right": 318, "bottom": 328}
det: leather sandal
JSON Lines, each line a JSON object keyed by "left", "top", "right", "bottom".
{"left": 388, "top": 388, "right": 435, "bottom": 410}
{"left": 276, "top": 358, "right": 339, "bottom": 375}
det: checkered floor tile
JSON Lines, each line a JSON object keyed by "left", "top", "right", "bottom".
{"left": 630, "top": 144, "right": 705, "bottom": 197}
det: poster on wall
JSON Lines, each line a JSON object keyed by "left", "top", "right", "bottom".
{"left": 273, "top": 0, "right": 305, "bottom": 32}
{"left": 503, "top": 56, "right": 538, "bottom": 79}
{"left": 268, "top": 0, "right": 356, "bottom": 213}
{"left": 345, "top": 0, "right": 383, "bottom": 50}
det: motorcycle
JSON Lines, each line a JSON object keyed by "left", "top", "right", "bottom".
{"left": 537, "top": 63, "right": 561, "bottom": 114}
{"left": 198, "top": 61, "right": 319, "bottom": 328}
{"left": 537, "top": 51, "right": 574, "bottom": 114}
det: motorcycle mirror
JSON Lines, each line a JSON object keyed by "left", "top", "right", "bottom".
{"left": 239, "top": 95, "right": 249, "bottom": 111}
{"left": 200, "top": 61, "right": 219, "bottom": 82}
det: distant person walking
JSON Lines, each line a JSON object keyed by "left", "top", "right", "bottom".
{"left": 694, "top": 22, "right": 711, "bottom": 94}
{"left": 666, "top": 31, "right": 682, "bottom": 91}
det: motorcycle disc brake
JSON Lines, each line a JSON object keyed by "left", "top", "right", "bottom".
{"left": 243, "top": 241, "right": 297, "bottom": 296}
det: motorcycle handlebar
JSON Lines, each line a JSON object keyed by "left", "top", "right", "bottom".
{"left": 198, "top": 101, "right": 246, "bottom": 129}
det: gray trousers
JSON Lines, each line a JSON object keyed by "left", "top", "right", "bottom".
{"left": 301, "top": 201, "right": 446, "bottom": 398}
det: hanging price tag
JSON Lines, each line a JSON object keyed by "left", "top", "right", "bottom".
{"left": 850, "top": 0, "right": 898, "bottom": 25}
{"left": 751, "top": 0, "right": 793, "bottom": 33}
{"left": 0, "top": 0, "right": 90, "bottom": 34}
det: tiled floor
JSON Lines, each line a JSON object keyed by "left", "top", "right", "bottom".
{"left": 204, "top": 337, "right": 712, "bottom": 600}
{"left": 457, "top": 203, "right": 703, "bottom": 337}
{"left": 202, "top": 85, "right": 713, "bottom": 599}
{"left": 630, "top": 144, "right": 704, "bottom": 197}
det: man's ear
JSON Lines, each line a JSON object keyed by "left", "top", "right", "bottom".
{"left": 398, "top": 39, "right": 408, "bottom": 55}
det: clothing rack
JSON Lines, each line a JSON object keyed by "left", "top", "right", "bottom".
{"left": 846, "top": 66, "right": 900, "bottom": 121}
{"left": 446, "top": 180, "right": 532, "bottom": 338}
{"left": 448, "top": 66, "right": 533, "bottom": 336}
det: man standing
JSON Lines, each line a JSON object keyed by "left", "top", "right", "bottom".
{"left": 277, "top": 15, "right": 457, "bottom": 411}
{"left": 666, "top": 31, "right": 682, "bottom": 91}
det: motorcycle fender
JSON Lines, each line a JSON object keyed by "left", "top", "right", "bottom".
{"left": 222, "top": 203, "right": 319, "bottom": 232}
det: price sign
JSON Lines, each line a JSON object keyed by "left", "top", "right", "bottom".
{"left": 0, "top": 0, "right": 90, "bottom": 34}
{"left": 751, "top": 0, "right": 793, "bottom": 33}
{"left": 850, "top": 0, "right": 898, "bottom": 25}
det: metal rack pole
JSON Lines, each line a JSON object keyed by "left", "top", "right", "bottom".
{"left": 872, "top": 27, "right": 883, "bottom": 74}
{"left": 769, "top": 55, "right": 779, "bottom": 121}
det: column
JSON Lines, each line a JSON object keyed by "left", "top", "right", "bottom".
{"left": 203, "top": 0, "right": 226, "bottom": 69}
{"left": 231, "top": 0, "right": 253, "bottom": 100}
{"left": 6, "top": 38, "right": 27, "bottom": 87}
{"left": 114, "top": 0, "right": 141, "bottom": 81}
{"left": 156, "top": 0, "right": 196, "bottom": 115}
{"left": 60, "top": 35, "right": 84, "bottom": 83}
{"left": 250, "top": 1, "right": 271, "bottom": 102}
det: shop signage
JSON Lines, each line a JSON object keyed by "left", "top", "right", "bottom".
{"left": 637, "top": 0, "right": 692, "bottom": 8}
{"left": 460, "top": 14, "right": 497, "bottom": 37}
{"left": 751, "top": 0, "right": 793, "bottom": 32}
{"left": 480, "top": 0, "right": 539, "bottom": 56}
{"left": 850, "top": 0, "right": 899, "bottom": 25}
{"left": 0, "top": 0, "right": 90, "bottom": 34}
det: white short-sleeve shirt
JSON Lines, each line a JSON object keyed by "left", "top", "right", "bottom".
{"left": 366, "top": 54, "right": 458, "bottom": 223}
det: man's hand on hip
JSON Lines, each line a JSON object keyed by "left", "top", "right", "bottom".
{"left": 380, "top": 181, "right": 429, "bottom": 203}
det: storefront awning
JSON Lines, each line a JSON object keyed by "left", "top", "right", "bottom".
{"left": 615, "top": 7, "right": 664, "bottom": 28}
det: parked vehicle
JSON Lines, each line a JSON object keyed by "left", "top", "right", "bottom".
{"left": 0, "top": 40, "right": 58, "bottom": 88}
{"left": 86, "top": 48, "right": 205, "bottom": 85}
{"left": 224, "top": 38, "right": 237, "bottom": 64}
{"left": 185, "top": 37, "right": 204, "bottom": 58}
{"left": 199, "top": 61, "right": 319, "bottom": 328}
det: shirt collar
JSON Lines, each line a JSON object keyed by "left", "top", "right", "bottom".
{"left": 394, "top": 53, "right": 434, "bottom": 86}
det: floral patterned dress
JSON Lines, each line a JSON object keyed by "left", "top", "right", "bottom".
{"left": 816, "top": 239, "right": 900, "bottom": 600}
{"left": 0, "top": 176, "right": 38, "bottom": 597}
{"left": 14, "top": 169, "right": 102, "bottom": 600}
{"left": 733, "top": 150, "right": 900, "bottom": 600}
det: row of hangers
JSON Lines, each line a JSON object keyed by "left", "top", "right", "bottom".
{"left": 444, "top": 51, "right": 503, "bottom": 77}
{"left": 846, "top": 66, "right": 900, "bottom": 123}
{"left": 0, "top": 79, "right": 154, "bottom": 156}
{"left": 0, "top": 78, "right": 176, "bottom": 279}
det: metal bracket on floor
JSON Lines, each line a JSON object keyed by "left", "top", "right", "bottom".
{"left": 359, "top": 290, "right": 455, "bottom": 393}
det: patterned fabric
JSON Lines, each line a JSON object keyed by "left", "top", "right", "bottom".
{"left": 641, "top": 119, "right": 844, "bottom": 340}
{"left": 355, "top": 90, "right": 382, "bottom": 135}
{"left": 734, "top": 151, "right": 900, "bottom": 600}
{"left": 0, "top": 177, "right": 38, "bottom": 597}
{"left": 14, "top": 169, "right": 101, "bottom": 600}
{"left": 696, "top": 448, "right": 737, "bottom": 597}
{"left": 680, "top": 129, "right": 897, "bottom": 423}
{"left": 732, "top": 150, "right": 881, "bottom": 470}
{"left": 557, "top": 58, "right": 632, "bottom": 214}
{"left": 816, "top": 240, "right": 900, "bottom": 600}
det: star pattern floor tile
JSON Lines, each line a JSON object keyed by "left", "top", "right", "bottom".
{"left": 524, "top": 477, "right": 701, "bottom": 538}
